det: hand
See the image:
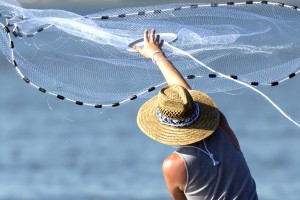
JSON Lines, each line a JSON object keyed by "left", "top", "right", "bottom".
{"left": 133, "top": 29, "right": 165, "bottom": 59}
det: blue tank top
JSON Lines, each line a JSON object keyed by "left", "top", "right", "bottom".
{"left": 175, "top": 128, "right": 258, "bottom": 200}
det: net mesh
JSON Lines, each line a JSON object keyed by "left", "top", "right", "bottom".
{"left": 0, "top": 1, "right": 300, "bottom": 125}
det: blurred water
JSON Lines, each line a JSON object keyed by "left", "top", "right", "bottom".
{"left": 1, "top": 1, "right": 300, "bottom": 200}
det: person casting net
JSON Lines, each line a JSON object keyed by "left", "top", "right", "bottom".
{"left": 0, "top": 0, "right": 299, "bottom": 126}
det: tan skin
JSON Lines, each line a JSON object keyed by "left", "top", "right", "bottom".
{"left": 134, "top": 29, "right": 240, "bottom": 200}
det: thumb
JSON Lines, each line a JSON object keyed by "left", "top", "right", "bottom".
{"left": 133, "top": 45, "right": 149, "bottom": 58}
{"left": 133, "top": 45, "right": 142, "bottom": 52}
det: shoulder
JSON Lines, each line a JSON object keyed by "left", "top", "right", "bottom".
{"left": 162, "top": 153, "right": 187, "bottom": 191}
{"left": 218, "top": 111, "right": 241, "bottom": 150}
{"left": 163, "top": 153, "right": 186, "bottom": 173}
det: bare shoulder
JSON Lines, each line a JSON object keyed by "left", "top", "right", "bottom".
{"left": 218, "top": 111, "right": 241, "bottom": 150}
{"left": 163, "top": 153, "right": 185, "bottom": 173}
{"left": 162, "top": 153, "right": 187, "bottom": 192}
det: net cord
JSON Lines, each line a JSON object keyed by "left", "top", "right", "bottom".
{"left": 164, "top": 42, "right": 300, "bottom": 128}
{"left": 84, "top": 2, "right": 299, "bottom": 20}
{"left": 2, "top": 18, "right": 300, "bottom": 106}
{"left": 0, "top": 1, "right": 299, "bottom": 124}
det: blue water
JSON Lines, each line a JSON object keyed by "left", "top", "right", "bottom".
{"left": 1, "top": 1, "right": 300, "bottom": 200}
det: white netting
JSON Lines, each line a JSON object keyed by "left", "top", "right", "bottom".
{"left": 0, "top": 1, "right": 300, "bottom": 125}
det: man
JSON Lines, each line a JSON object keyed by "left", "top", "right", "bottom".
{"left": 134, "top": 29, "right": 258, "bottom": 200}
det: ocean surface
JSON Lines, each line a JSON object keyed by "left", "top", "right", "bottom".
{"left": 1, "top": 1, "right": 300, "bottom": 200}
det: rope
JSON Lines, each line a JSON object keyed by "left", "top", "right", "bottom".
{"left": 0, "top": 1, "right": 299, "bottom": 119}
{"left": 164, "top": 42, "right": 300, "bottom": 128}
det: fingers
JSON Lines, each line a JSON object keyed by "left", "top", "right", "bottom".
{"left": 134, "top": 29, "right": 164, "bottom": 59}
{"left": 144, "top": 29, "right": 149, "bottom": 43}
{"left": 144, "top": 29, "right": 159, "bottom": 44}
{"left": 155, "top": 34, "right": 160, "bottom": 44}
{"left": 159, "top": 39, "right": 164, "bottom": 48}
{"left": 150, "top": 29, "right": 155, "bottom": 42}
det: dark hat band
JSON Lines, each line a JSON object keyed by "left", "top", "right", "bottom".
{"left": 156, "top": 103, "right": 200, "bottom": 127}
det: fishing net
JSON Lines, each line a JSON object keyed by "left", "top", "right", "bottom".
{"left": 0, "top": 0, "right": 300, "bottom": 126}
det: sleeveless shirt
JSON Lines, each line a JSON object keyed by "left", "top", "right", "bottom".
{"left": 175, "top": 128, "right": 258, "bottom": 200}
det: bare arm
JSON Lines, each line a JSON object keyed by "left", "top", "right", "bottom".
{"left": 162, "top": 153, "right": 187, "bottom": 200}
{"left": 134, "top": 29, "right": 189, "bottom": 199}
{"left": 133, "top": 29, "right": 191, "bottom": 90}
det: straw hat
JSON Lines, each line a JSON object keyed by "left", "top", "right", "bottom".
{"left": 137, "top": 85, "right": 219, "bottom": 146}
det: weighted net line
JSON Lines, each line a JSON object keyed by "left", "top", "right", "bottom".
{"left": 84, "top": 1, "right": 299, "bottom": 20}
{"left": 1, "top": 18, "right": 163, "bottom": 107}
{"left": 0, "top": 1, "right": 300, "bottom": 127}
{"left": 164, "top": 42, "right": 300, "bottom": 128}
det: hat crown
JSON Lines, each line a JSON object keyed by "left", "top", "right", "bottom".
{"left": 158, "top": 85, "right": 196, "bottom": 120}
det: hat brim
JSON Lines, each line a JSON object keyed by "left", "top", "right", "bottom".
{"left": 137, "top": 90, "right": 220, "bottom": 146}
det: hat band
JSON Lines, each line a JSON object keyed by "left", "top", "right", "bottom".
{"left": 156, "top": 103, "right": 200, "bottom": 127}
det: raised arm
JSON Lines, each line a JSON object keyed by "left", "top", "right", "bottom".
{"left": 133, "top": 29, "right": 191, "bottom": 90}
{"left": 134, "top": 30, "right": 240, "bottom": 150}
